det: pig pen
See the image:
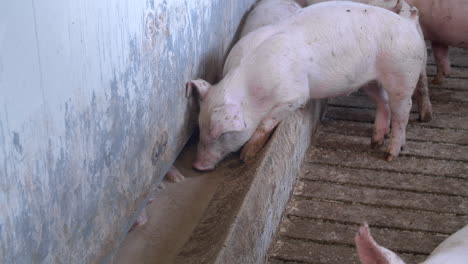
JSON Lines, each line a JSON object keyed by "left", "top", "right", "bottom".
{"left": 268, "top": 47, "right": 468, "bottom": 263}
{"left": 112, "top": 98, "right": 326, "bottom": 264}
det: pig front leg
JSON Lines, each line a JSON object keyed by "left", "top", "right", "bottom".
{"left": 240, "top": 117, "right": 280, "bottom": 163}
{"left": 240, "top": 101, "right": 302, "bottom": 162}
{"left": 431, "top": 42, "right": 450, "bottom": 85}
{"left": 363, "top": 82, "right": 391, "bottom": 149}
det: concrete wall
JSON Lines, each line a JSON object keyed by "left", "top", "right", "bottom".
{"left": 0, "top": 0, "right": 256, "bottom": 263}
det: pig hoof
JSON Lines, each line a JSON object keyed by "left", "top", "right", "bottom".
{"left": 431, "top": 78, "right": 443, "bottom": 85}
{"left": 129, "top": 219, "right": 146, "bottom": 232}
{"left": 385, "top": 153, "right": 395, "bottom": 162}
{"left": 370, "top": 139, "right": 383, "bottom": 149}
{"left": 418, "top": 112, "right": 433, "bottom": 123}
{"left": 165, "top": 167, "right": 185, "bottom": 183}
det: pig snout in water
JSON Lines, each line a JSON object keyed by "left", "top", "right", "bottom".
{"left": 187, "top": 80, "right": 252, "bottom": 171}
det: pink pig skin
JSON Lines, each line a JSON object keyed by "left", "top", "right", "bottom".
{"left": 406, "top": 0, "right": 468, "bottom": 84}
{"left": 355, "top": 222, "right": 468, "bottom": 264}
{"left": 187, "top": 2, "right": 427, "bottom": 170}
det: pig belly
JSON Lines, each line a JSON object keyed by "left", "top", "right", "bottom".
{"left": 308, "top": 77, "right": 370, "bottom": 99}
{"left": 306, "top": 54, "right": 377, "bottom": 99}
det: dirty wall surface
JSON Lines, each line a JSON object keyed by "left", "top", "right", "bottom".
{"left": 0, "top": 0, "right": 256, "bottom": 262}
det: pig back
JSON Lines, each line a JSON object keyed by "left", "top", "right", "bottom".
{"left": 240, "top": 0, "right": 301, "bottom": 38}
{"left": 408, "top": 0, "right": 468, "bottom": 48}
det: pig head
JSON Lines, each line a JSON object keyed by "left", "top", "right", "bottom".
{"left": 186, "top": 79, "right": 254, "bottom": 171}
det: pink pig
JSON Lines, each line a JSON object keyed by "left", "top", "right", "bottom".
{"left": 405, "top": 0, "right": 468, "bottom": 84}
{"left": 305, "top": 0, "right": 433, "bottom": 122}
{"left": 187, "top": 2, "right": 428, "bottom": 170}
{"left": 240, "top": 0, "right": 303, "bottom": 38}
{"left": 355, "top": 222, "right": 468, "bottom": 264}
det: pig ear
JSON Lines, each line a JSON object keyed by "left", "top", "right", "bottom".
{"left": 209, "top": 104, "right": 246, "bottom": 139}
{"left": 409, "top": 6, "right": 419, "bottom": 19}
{"left": 186, "top": 79, "right": 212, "bottom": 100}
{"left": 355, "top": 223, "right": 406, "bottom": 264}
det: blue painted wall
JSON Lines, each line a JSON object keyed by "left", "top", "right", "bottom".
{"left": 0, "top": 0, "right": 256, "bottom": 262}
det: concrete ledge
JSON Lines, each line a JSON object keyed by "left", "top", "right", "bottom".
{"left": 175, "top": 99, "right": 326, "bottom": 264}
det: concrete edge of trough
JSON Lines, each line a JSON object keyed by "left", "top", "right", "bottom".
{"left": 175, "top": 99, "right": 327, "bottom": 264}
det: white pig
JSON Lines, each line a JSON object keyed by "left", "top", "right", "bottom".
{"left": 404, "top": 0, "right": 468, "bottom": 84}
{"left": 306, "top": 0, "right": 433, "bottom": 122}
{"left": 186, "top": 1, "right": 427, "bottom": 170}
{"left": 309, "top": 0, "right": 468, "bottom": 84}
{"left": 240, "top": 0, "right": 303, "bottom": 38}
{"left": 355, "top": 222, "right": 468, "bottom": 264}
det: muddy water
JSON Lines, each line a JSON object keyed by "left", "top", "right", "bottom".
{"left": 112, "top": 140, "right": 242, "bottom": 264}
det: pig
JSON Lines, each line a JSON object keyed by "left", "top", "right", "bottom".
{"left": 129, "top": 166, "right": 183, "bottom": 231}
{"left": 129, "top": 198, "right": 153, "bottom": 232}
{"left": 305, "top": 0, "right": 433, "bottom": 122}
{"left": 355, "top": 222, "right": 468, "bottom": 264}
{"left": 164, "top": 165, "right": 184, "bottom": 183}
{"left": 186, "top": 1, "right": 427, "bottom": 170}
{"left": 404, "top": 0, "right": 468, "bottom": 84}
{"left": 240, "top": 0, "right": 303, "bottom": 38}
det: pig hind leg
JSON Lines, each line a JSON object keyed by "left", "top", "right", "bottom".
{"left": 380, "top": 75, "right": 416, "bottom": 161}
{"left": 387, "top": 96, "right": 412, "bottom": 161}
{"left": 363, "top": 81, "right": 390, "bottom": 149}
{"left": 414, "top": 70, "right": 433, "bottom": 122}
{"left": 432, "top": 42, "right": 450, "bottom": 85}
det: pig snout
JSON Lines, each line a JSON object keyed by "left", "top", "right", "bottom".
{"left": 192, "top": 146, "right": 220, "bottom": 171}
{"left": 192, "top": 159, "right": 215, "bottom": 171}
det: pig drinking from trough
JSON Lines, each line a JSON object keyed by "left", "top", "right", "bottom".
{"left": 187, "top": 1, "right": 427, "bottom": 170}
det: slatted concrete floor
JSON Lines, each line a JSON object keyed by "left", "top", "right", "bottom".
{"left": 267, "top": 49, "right": 468, "bottom": 263}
